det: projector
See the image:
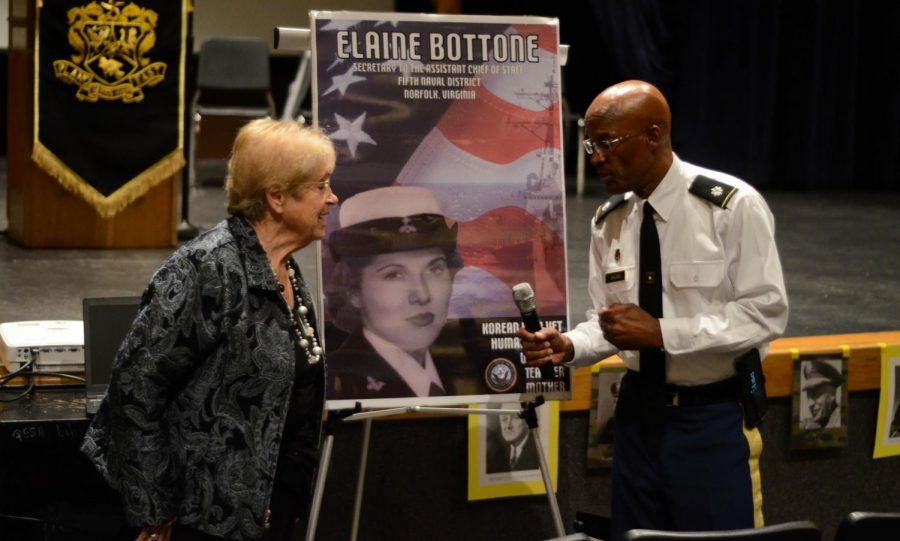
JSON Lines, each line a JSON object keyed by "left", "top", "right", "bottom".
{"left": 0, "top": 320, "right": 85, "bottom": 373}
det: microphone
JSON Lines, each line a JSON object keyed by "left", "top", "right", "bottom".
{"left": 512, "top": 282, "right": 555, "bottom": 380}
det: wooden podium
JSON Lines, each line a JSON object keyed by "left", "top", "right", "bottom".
{"left": 6, "top": 0, "right": 177, "bottom": 248}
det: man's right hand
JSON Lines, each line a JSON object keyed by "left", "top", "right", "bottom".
{"left": 516, "top": 326, "right": 574, "bottom": 368}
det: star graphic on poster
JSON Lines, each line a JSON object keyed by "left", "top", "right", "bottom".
{"left": 329, "top": 112, "right": 376, "bottom": 157}
{"left": 323, "top": 67, "right": 366, "bottom": 96}
{"left": 327, "top": 58, "right": 345, "bottom": 72}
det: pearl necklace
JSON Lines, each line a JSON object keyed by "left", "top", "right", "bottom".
{"left": 280, "top": 263, "right": 322, "bottom": 364}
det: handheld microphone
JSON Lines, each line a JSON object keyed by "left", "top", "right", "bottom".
{"left": 512, "top": 282, "right": 556, "bottom": 380}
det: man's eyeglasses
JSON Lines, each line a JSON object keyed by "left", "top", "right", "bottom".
{"left": 583, "top": 125, "right": 660, "bottom": 156}
{"left": 582, "top": 132, "right": 644, "bottom": 156}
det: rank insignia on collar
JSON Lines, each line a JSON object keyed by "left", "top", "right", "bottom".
{"left": 614, "top": 248, "right": 621, "bottom": 264}
{"left": 52, "top": 2, "right": 167, "bottom": 103}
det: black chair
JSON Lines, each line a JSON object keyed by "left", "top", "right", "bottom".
{"left": 624, "top": 521, "right": 821, "bottom": 541}
{"left": 574, "top": 511, "right": 611, "bottom": 540}
{"left": 833, "top": 511, "right": 900, "bottom": 541}
{"left": 189, "top": 36, "right": 275, "bottom": 186}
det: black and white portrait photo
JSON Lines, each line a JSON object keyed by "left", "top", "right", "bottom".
{"left": 799, "top": 359, "right": 843, "bottom": 430}
{"left": 485, "top": 404, "right": 540, "bottom": 474}
{"left": 791, "top": 355, "right": 848, "bottom": 450}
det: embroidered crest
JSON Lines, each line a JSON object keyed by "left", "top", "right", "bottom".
{"left": 366, "top": 376, "right": 386, "bottom": 391}
{"left": 398, "top": 217, "right": 417, "bottom": 233}
{"left": 53, "top": 1, "right": 167, "bottom": 103}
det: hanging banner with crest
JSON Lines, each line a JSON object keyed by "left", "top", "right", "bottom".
{"left": 33, "top": 0, "right": 187, "bottom": 218}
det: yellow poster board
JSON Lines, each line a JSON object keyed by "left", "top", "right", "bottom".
{"left": 467, "top": 401, "right": 559, "bottom": 500}
{"left": 873, "top": 345, "right": 900, "bottom": 459}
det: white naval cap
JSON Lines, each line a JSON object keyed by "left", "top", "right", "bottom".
{"left": 329, "top": 186, "right": 457, "bottom": 262}
{"left": 338, "top": 186, "right": 442, "bottom": 228}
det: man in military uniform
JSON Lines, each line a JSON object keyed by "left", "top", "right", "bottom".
{"left": 518, "top": 80, "right": 788, "bottom": 540}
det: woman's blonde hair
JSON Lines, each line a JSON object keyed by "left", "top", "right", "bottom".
{"left": 226, "top": 118, "right": 335, "bottom": 221}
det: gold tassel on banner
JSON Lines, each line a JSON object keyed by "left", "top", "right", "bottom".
{"left": 31, "top": 143, "right": 185, "bottom": 220}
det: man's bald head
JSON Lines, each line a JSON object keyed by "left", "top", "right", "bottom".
{"left": 583, "top": 81, "right": 674, "bottom": 198}
{"left": 586, "top": 80, "right": 672, "bottom": 144}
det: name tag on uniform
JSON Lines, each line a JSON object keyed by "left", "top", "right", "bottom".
{"left": 605, "top": 270, "right": 625, "bottom": 283}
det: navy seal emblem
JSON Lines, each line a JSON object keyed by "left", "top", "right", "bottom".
{"left": 484, "top": 357, "right": 518, "bottom": 393}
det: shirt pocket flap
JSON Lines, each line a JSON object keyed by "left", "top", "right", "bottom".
{"left": 669, "top": 260, "right": 725, "bottom": 288}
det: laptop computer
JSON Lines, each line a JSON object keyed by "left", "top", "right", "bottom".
{"left": 82, "top": 296, "right": 142, "bottom": 416}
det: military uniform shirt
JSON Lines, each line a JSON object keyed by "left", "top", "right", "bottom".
{"left": 565, "top": 154, "right": 789, "bottom": 386}
{"left": 363, "top": 328, "right": 447, "bottom": 396}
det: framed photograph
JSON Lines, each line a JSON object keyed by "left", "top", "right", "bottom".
{"left": 873, "top": 345, "right": 900, "bottom": 459}
{"left": 466, "top": 400, "right": 559, "bottom": 500}
{"left": 790, "top": 352, "right": 848, "bottom": 450}
{"left": 587, "top": 361, "right": 625, "bottom": 469}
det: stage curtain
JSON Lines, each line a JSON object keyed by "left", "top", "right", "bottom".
{"left": 439, "top": 0, "right": 900, "bottom": 190}
{"left": 32, "top": 0, "right": 187, "bottom": 218}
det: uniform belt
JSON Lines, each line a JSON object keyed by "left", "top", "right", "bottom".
{"left": 664, "top": 377, "right": 740, "bottom": 407}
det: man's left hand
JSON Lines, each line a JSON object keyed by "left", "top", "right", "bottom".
{"left": 599, "top": 303, "right": 664, "bottom": 350}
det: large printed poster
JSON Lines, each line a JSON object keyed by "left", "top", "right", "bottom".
{"left": 313, "top": 12, "right": 569, "bottom": 409}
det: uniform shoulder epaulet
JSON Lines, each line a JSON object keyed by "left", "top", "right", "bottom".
{"left": 594, "top": 194, "right": 627, "bottom": 224}
{"left": 689, "top": 175, "right": 738, "bottom": 209}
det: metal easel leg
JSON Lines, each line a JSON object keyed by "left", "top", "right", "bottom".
{"left": 305, "top": 405, "right": 360, "bottom": 541}
{"left": 350, "top": 418, "right": 372, "bottom": 541}
{"left": 522, "top": 397, "right": 566, "bottom": 538}
{"left": 305, "top": 433, "right": 332, "bottom": 541}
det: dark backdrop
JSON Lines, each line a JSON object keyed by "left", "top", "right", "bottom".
{"left": 397, "top": 0, "right": 900, "bottom": 191}
{"left": 6, "top": 2, "right": 900, "bottom": 190}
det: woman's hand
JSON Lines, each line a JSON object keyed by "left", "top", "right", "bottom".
{"left": 136, "top": 518, "right": 175, "bottom": 541}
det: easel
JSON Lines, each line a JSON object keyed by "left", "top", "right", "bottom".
{"left": 305, "top": 396, "right": 566, "bottom": 541}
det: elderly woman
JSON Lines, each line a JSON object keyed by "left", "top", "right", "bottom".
{"left": 326, "top": 186, "right": 466, "bottom": 400}
{"left": 81, "top": 119, "right": 337, "bottom": 541}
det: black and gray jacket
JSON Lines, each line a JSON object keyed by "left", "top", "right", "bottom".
{"left": 81, "top": 215, "right": 324, "bottom": 540}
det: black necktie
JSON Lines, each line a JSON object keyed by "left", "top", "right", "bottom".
{"left": 639, "top": 202, "right": 666, "bottom": 444}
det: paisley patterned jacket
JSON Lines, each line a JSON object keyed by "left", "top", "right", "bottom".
{"left": 81, "top": 215, "right": 324, "bottom": 540}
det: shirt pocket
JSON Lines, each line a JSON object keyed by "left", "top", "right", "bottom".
{"left": 604, "top": 265, "right": 636, "bottom": 298}
{"left": 668, "top": 260, "right": 726, "bottom": 288}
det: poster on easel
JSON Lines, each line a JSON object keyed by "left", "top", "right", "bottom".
{"left": 874, "top": 345, "right": 900, "bottom": 459}
{"left": 312, "top": 11, "right": 569, "bottom": 409}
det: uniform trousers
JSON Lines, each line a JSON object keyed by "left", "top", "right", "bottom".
{"left": 611, "top": 371, "right": 763, "bottom": 541}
